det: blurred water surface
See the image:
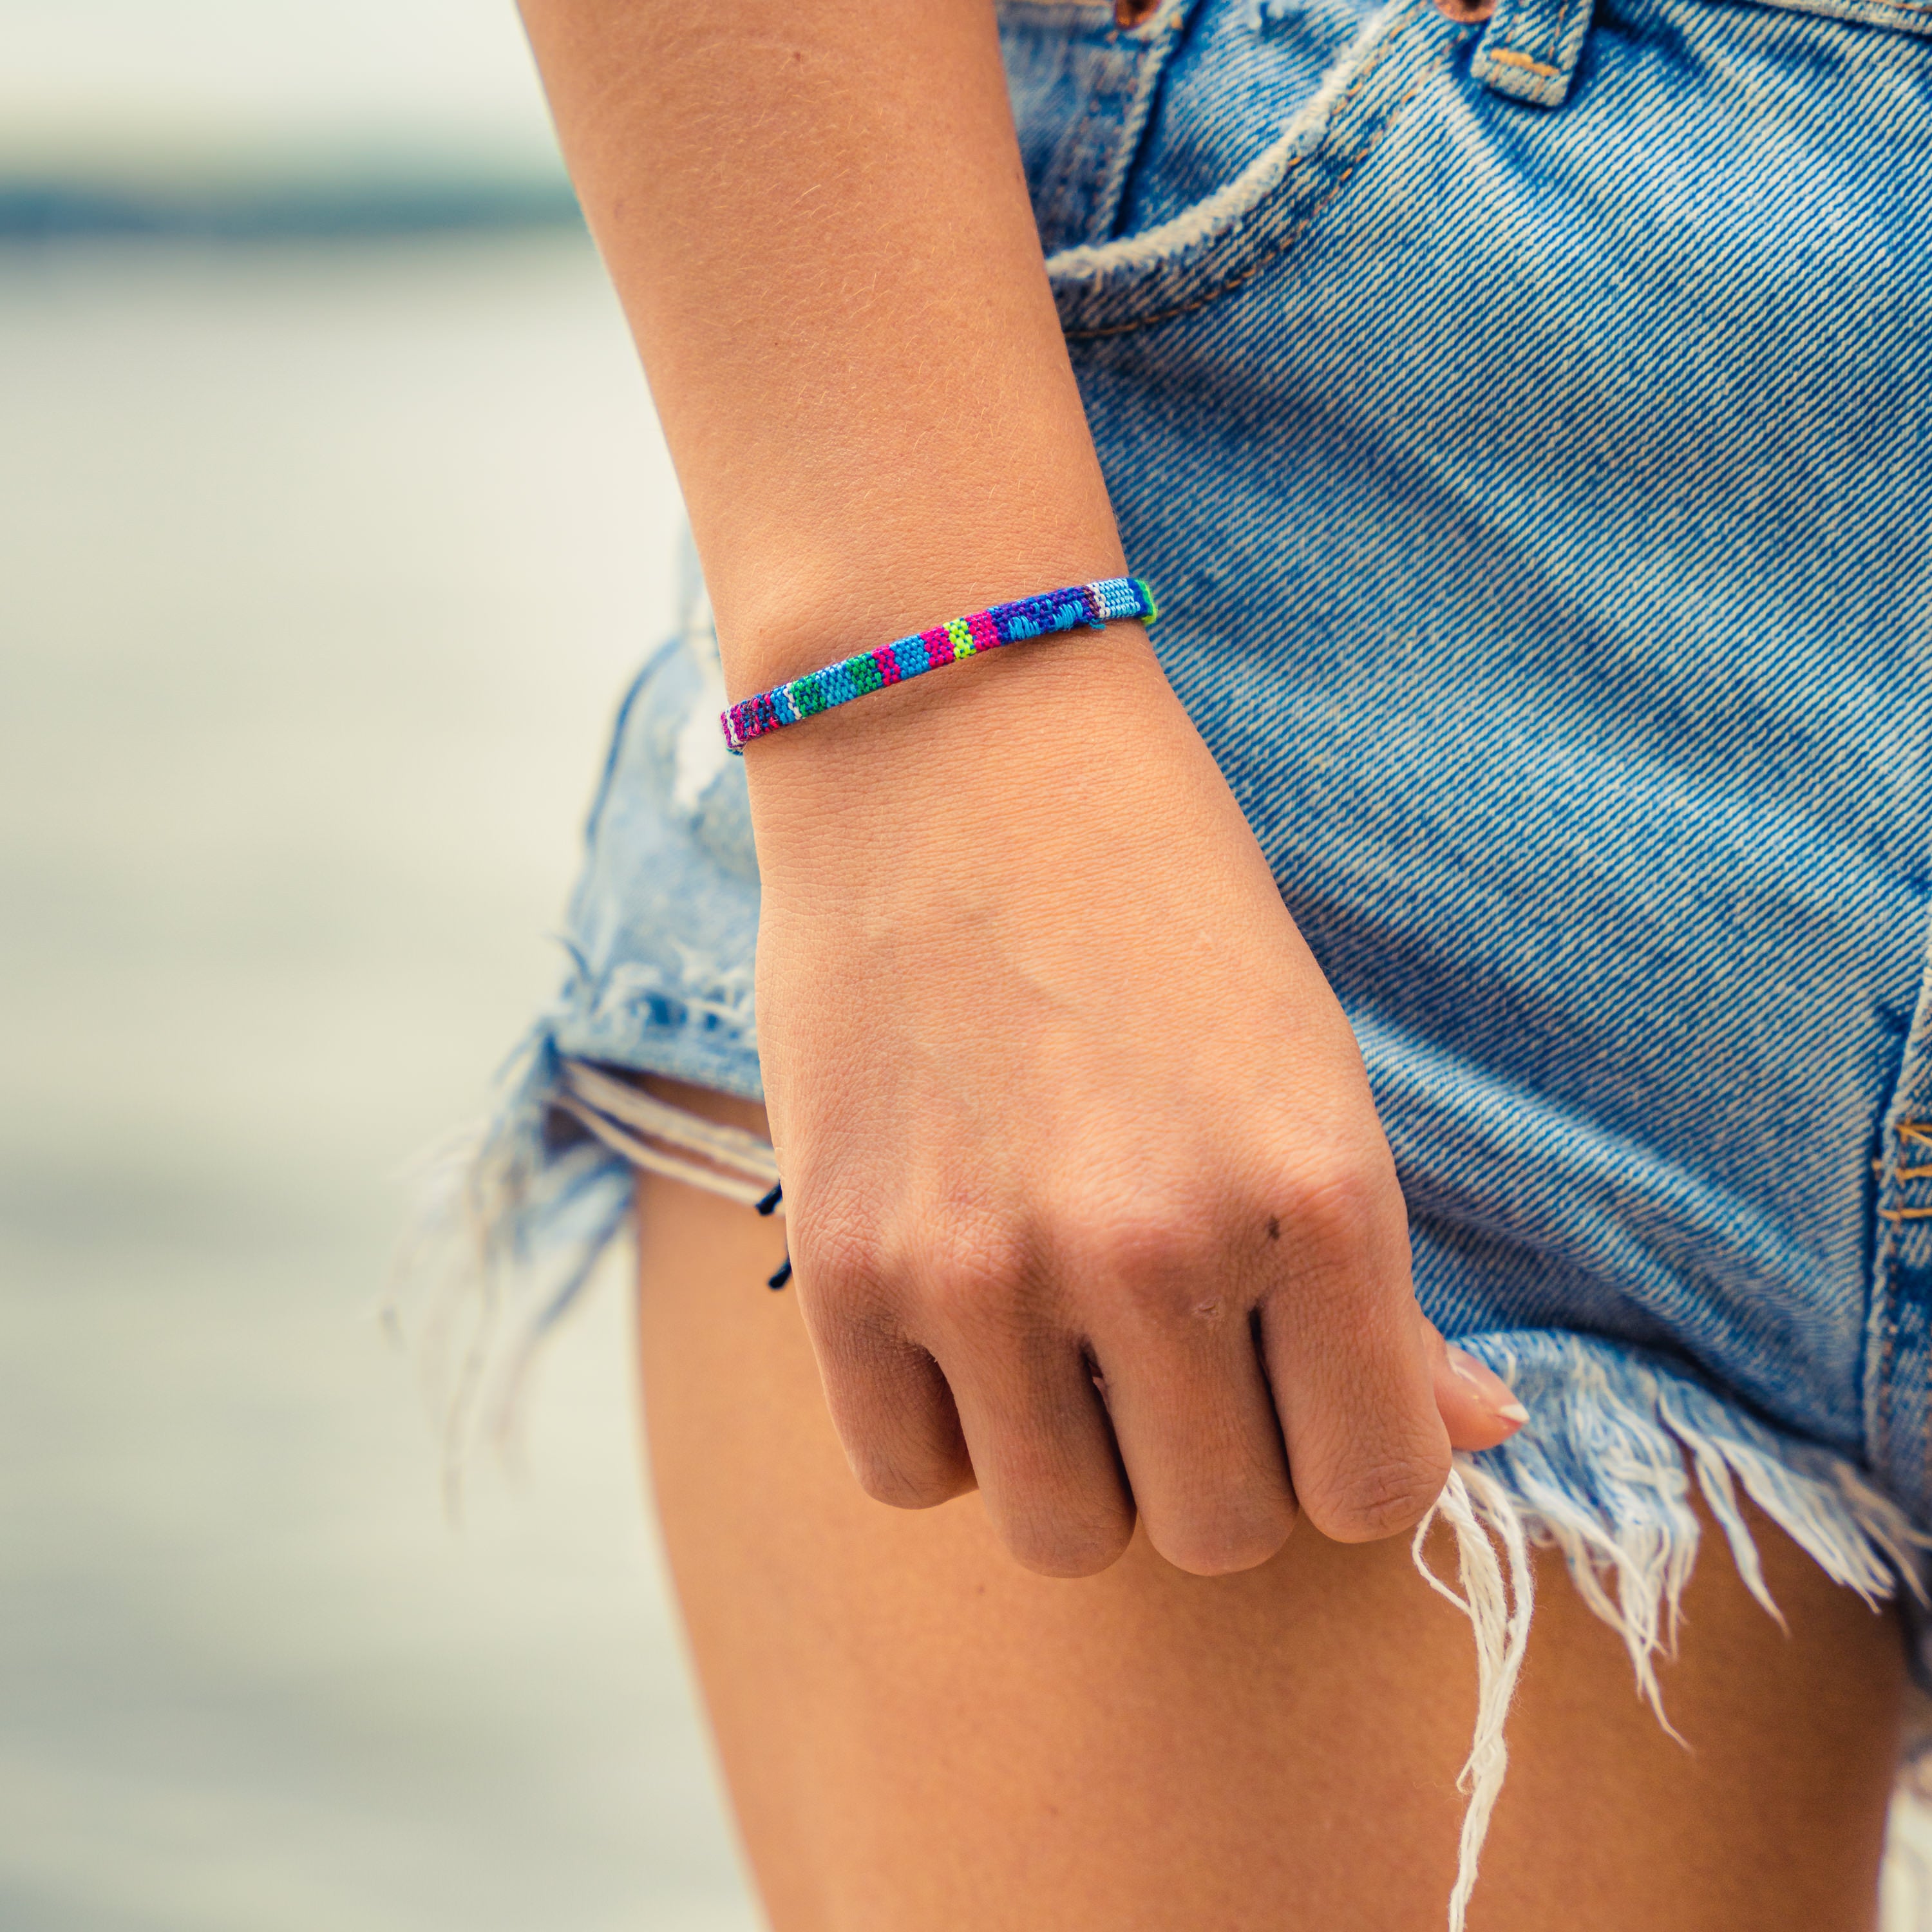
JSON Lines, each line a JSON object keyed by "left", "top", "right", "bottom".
{"left": 0, "top": 231, "right": 759, "bottom": 1932}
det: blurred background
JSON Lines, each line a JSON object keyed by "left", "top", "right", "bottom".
{"left": 1, "top": 3, "right": 759, "bottom": 1926}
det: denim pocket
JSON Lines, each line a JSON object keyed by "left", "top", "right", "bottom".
{"left": 1043, "top": 0, "right": 1471, "bottom": 337}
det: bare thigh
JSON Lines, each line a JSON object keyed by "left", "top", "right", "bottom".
{"left": 634, "top": 1084, "right": 1906, "bottom": 1932}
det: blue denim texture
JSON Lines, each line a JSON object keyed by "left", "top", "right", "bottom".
{"left": 497, "top": 0, "right": 1932, "bottom": 1632}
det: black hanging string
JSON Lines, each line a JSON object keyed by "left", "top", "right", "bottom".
{"left": 758, "top": 1181, "right": 788, "bottom": 1286}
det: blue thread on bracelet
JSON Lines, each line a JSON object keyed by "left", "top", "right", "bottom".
{"left": 720, "top": 576, "right": 1155, "bottom": 752}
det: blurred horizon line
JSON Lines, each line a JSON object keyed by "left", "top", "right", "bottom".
{"left": 0, "top": 175, "right": 583, "bottom": 242}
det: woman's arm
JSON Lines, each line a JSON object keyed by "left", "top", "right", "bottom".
{"left": 520, "top": 0, "right": 1122, "bottom": 672}
{"left": 520, "top": 0, "right": 1526, "bottom": 1578}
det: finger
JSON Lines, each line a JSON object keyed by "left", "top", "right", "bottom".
{"left": 927, "top": 1326, "right": 1137, "bottom": 1578}
{"left": 1090, "top": 1304, "right": 1297, "bottom": 1578}
{"left": 1255, "top": 1164, "right": 1451, "bottom": 1543}
{"left": 1423, "top": 1320, "right": 1530, "bottom": 1451}
{"left": 791, "top": 1248, "right": 977, "bottom": 1510}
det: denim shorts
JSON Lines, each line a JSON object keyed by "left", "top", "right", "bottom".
{"left": 453, "top": 0, "right": 1932, "bottom": 1747}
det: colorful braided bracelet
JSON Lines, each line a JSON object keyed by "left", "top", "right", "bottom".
{"left": 719, "top": 575, "right": 1157, "bottom": 753}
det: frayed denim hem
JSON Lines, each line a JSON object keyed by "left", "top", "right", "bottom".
{"left": 1414, "top": 1332, "right": 1931, "bottom": 1931}
{"left": 389, "top": 1032, "right": 631, "bottom": 1484}
{"left": 390, "top": 1035, "right": 779, "bottom": 1478}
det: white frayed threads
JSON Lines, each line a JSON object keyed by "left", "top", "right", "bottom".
{"left": 1484, "top": 1352, "right": 1922, "bottom": 1731}
{"left": 554, "top": 1059, "right": 780, "bottom": 1208}
{"left": 1412, "top": 1463, "right": 1535, "bottom": 1932}
{"left": 387, "top": 1074, "right": 633, "bottom": 1497}
{"left": 1405, "top": 1336, "right": 1932, "bottom": 1932}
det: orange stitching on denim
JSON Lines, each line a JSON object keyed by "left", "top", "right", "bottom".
{"left": 1484, "top": 44, "right": 1562, "bottom": 74}
{"left": 1875, "top": 1122, "right": 1932, "bottom": 1477}
{"left": 1531, "top": 0, "right": 1583, "bottom": 75}
{"left": 1062, "top": 37, "right": 1452, "bottom": 341}
{"left": 1486, "top": 0, "right": 1571, "bottom": 79}
{"left": 1873, "top": 1124, "right": 1932, "bottom": 1191}
{"left": 1329, "top": 0, "right": 1437, "bottom": 118}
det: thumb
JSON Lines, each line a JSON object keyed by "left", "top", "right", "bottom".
{"left": 1423, "top": 1319, "right": 1529, "bottom": 1452}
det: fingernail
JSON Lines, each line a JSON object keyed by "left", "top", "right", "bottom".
{"left": 1449, "top": 1346, "right": 1530, "bottom": 1425}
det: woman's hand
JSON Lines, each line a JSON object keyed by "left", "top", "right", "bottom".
{"left": 515, "top": 0, "right": 1522, "bottom": 1575}
{"left": 748, "top": 624, "right": 1525, "bottom": 1578}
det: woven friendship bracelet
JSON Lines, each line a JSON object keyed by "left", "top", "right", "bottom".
{"left": 719, "top": 576, "right": 1157, "bottom": 753}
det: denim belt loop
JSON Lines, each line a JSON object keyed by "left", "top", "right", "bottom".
{"left": 1472, "top": 0, "right": 1596, "bottom": 108}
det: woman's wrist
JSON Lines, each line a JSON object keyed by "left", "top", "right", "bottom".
{"left": 710, "top": 521, "right": 1132, "bottom": 699}
{"left": 739, "top": 618, "right": 1198, "bottom": 902}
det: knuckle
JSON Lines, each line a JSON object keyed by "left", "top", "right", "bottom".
{"left": 791, "top": 1202, "right": 889, "bottom": 1304}
{"left": 914, "top": 1217, "right": 1032, "bottom": 1335}
{"left": 999, "top": 1499, "right": 1135, "bottom": 1578}
{"left": 794, "top": 1247, "right": 907, "bottom": 1375}
{"left": 1084, "top": 1210, "right": 1200, "bottom": 1287}
{"left": 1312, "top": 1443, "right": 1452, "bottom": 1542}
{"left": 1150, "top": 1501, "right": 1298, "bottom": 1578}
{"left": 848, "top": 1444, "right": 961, "bottom": 1512}
{"left": 1274, "top": 1150, "right": 1388, "bottom": 1260}
{"left": 978, "top": 1416, "right": 1134, "bottom": 1577}
{"left": 1061, "top": 1196, "right": 1217, "bottom": 1325}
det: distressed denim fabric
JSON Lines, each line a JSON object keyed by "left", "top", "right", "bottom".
{"left": 462, "top": 0, "right": 1932, "bottom": 1746}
